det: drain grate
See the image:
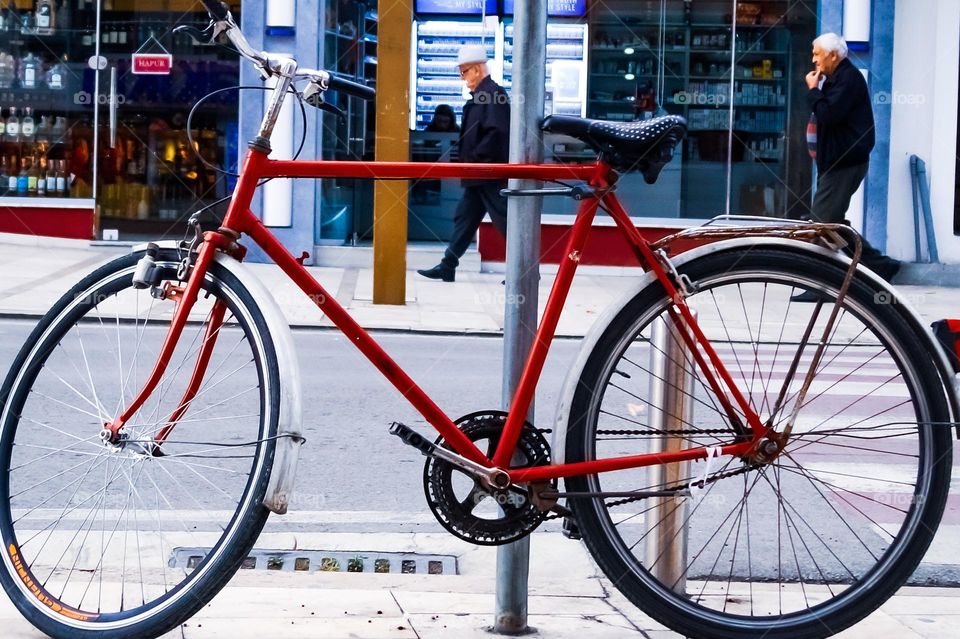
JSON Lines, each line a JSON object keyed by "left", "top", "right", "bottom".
{"left": 171, "top": 548, "right": 458, "bottom": 575}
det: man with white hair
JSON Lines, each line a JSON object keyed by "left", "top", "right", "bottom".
{"left": 797, "top": 32, "right": 898, "bottom": 301}
{"left": 418, "top": 43, "right": 510, "bottom": 282}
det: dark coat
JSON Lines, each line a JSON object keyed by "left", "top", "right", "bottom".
{"left": 459, "top": 75, "right": 510, "bottom": 186}
{"left": 807, "top": 57, "right": 875, "bottom": 174}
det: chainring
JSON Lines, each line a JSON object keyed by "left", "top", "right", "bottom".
{"left": 423, "top": 411, "right": 551, "bottom": 546}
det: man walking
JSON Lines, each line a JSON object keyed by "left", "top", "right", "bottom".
{"left": 798, "top": 32, "right": 899, "bottom": 301}
{"left": 418, "top": 44, "right": 510, "bottom": 282}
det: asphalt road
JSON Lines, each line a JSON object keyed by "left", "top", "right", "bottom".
{"left": 0, "top": 318, "right": 582, "bottom": 515}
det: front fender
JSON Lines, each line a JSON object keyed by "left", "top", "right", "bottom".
{"left": 133, "top": 242, "right": 303, "bottom": 514}
{"left": 551, "top": 237, "right": 960, "bottom": 464}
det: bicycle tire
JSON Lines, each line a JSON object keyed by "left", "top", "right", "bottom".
{"left": 0, "top": 249, "right": 280, "bottom": 639}
{"left": 565, "top": 245, "right": 953, "bottom": 639}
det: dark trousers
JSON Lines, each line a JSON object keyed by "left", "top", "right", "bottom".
{"left": 442, "top": 183, "right": 508, "bottom": 270}
{"left": 810, "top": 162, "right": 892, "bottom": 270}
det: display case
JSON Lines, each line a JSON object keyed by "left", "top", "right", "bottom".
{"left": 0, "top": 0, "right": 243, "bottom": 241}
{"left": 586, "top": 0, "right": 810, "bottom": 218}
{"left": 410, "top": 18, "right": 496, "bottom": 130}
{"left": 0, "top": 0, "right": 96, "bottom": 212}
{"left": 95, "top": 1, "right": 242, "bottom": 237}
{"left": 503, "top": 21, "right": 587, "bottom": 118}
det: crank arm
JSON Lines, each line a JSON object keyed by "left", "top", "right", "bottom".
{"left": 390, "top": 422, "right": 511, "bottom": 490}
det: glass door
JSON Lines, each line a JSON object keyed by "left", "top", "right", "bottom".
{"left": 94, "top": 0, "right": 241, "bottom": 241}
{"left": 318, "top": 0, "right": 377, "bottom": 245}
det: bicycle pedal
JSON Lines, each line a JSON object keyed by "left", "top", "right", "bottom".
{"left": 389, "top": 422, "right": 437, "bottom": 457}
{"left": 562, "top": 516, "right": 582, "bottom": 540}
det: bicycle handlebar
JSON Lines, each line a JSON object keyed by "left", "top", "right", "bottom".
{"left": 196, "top": 1, "right": 376, "bottom": 103}
{"left": 325, "top": 74, "right": 377, "bottom": 101}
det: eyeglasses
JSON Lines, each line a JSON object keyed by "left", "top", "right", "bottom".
{"left": 459, "top": 64, "right": 477, "bottom": 77}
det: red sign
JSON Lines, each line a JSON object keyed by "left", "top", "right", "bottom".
{"left": 131, "top": 53, "right": 172, "bottom": 75}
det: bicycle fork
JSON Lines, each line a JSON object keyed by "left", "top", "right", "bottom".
{"left": 103, "top": 233, "right": 233, "bottom": 448}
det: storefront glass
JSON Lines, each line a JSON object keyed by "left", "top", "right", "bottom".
{"left": 317, "top": 0, "right": 377, "bottom": 244}
{"left": 95, "top": 0, "right": 242, "bottom": 239}
{"left": 586, "top": 0, "right": 817, "bottom": 219}
{"left": 401, "top": 0, "right": 819, "bottom": 241}
{"left": 0, "top": 0, "right": 98, "bottom": 202}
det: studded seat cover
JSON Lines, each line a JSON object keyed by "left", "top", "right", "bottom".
{"left": 541, "top": 114, "right": 687, "bottom": 184}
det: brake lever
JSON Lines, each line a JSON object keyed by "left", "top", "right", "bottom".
{"left": 302, "top": 82, "right": 346, "bottom": 124}
{"left": 173, "top": 23, "right": 216, "bottom": 45}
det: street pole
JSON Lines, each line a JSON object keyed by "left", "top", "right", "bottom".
{"left": 495, "top": 0, "right": 547, "bottom": 635}
{"left": 644, "top": 315, "right": 695, "bottom": 594}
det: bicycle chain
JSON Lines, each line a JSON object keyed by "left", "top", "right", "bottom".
{"left": 533, "top": 426, "right": 760, "bottom": 521}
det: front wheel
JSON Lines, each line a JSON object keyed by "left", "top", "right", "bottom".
{"left": 0, "top": 249, "right": 280, "bottom": 639}
{"left": 565, "top": 246, "right": 953, "bottom": 639}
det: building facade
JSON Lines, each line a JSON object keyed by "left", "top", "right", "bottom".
{"left": 2, "top": 1, "right": 956, "bottom": 268}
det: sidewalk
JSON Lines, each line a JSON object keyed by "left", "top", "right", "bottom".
{"left": 3, "top": 528, "right": 959, "bottom": 638}
{"left": 1, "top": 239, "right": 960, "bottom": 337}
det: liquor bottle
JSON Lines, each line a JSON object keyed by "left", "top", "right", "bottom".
{"left": 26, "top": 156, "right": 38, "bottom": 196}
{"left": 0, "top": 155, "right": 7, "bottom": 196}
{"left": 36, "top": 0, "right": 55, "bottom": 35}
{"left": 20, "top": 9, "right": 34, "bottom": 35}
{"left": 0, "top": 52, "right": 14, "bottom": 88}
{"left": 19, "top": 53, "right": 39, "bottom": 90}
{"left": 81, "top": 8, "right": 92, "bottom": 46}
{"left": 45, "top": 55, "right": 66, "bottom": 90}
{"left": 6, "top": 155, "right": 16, "bottom": 195}
{"left": 16, "top": 157, "right": 28, "bottom": 195}
{"left": 56, "top": 159, "right": 67, "bottom": 196}
{"left": 21, "top": 107, "right": 35, "bottom": 141}
{"left": 6, "top": 106, "right": 18, "bottom": 141}
{"left": 51, "top": 116, "right": 66, "bottom": 141}
{"left": 35, "top": 115, "right": 50, "bottom": 144}
{"left": 36, "top": 158, "right": 45, "bottom": 196}
{"left": 0, "top": 108, "right": 5, "bottom": 138}
{"left": 44, "top": 157, "right": 55, "bottom": 194}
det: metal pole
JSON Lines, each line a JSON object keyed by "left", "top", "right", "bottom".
{"left": 644, "top": 314, "right": 696, "bottom": 594}
{"left": 495, "top": 1, "right": 547, "bottom": 635}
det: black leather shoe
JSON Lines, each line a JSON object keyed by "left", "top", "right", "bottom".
{"left": 790, "top": 290, "right": 827, "bottom": 303}
{"left": 417, "top": 264, "right": 455, "bottom": 282}
{"left": 873, "top": 259, "right": 902, "bottom": 283}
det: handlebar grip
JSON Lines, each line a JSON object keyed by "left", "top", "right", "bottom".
{"left": 326, "top": 74, "right": 376, "bottom": 101}
{"left": 200, "top": 0, "right": 230, "bottom": 20}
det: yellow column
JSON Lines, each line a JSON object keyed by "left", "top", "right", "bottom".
{"left": 372, "top": 0, "right": 413, "bottom": 305}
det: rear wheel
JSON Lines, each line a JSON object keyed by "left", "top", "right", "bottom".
{"left": 0, "top": 249, "right": 279, "bottom": 638}
{"left": 565, "top": 246, "right": 953, "bottom": 639}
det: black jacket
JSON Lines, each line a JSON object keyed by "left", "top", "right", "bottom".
{"left": 459, "top": 75, "right": 510, "bottom": 186}
{"left": 807, "top": 57, "right": 875, "bottom": 173}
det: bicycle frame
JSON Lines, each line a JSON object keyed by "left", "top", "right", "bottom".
{"left": 105, "top": 51, "right": 768, "bottom": 485}
{"left": 106, "top": 146, "right": 768, "bottom": 485}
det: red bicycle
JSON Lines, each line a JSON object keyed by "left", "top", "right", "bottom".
{"left": 1, "top": 3, "right": 957, "bottom": 638}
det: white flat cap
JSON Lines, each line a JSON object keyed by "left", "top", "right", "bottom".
{"left": 457, "top": 43, "right": 488, "bottom": 66}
